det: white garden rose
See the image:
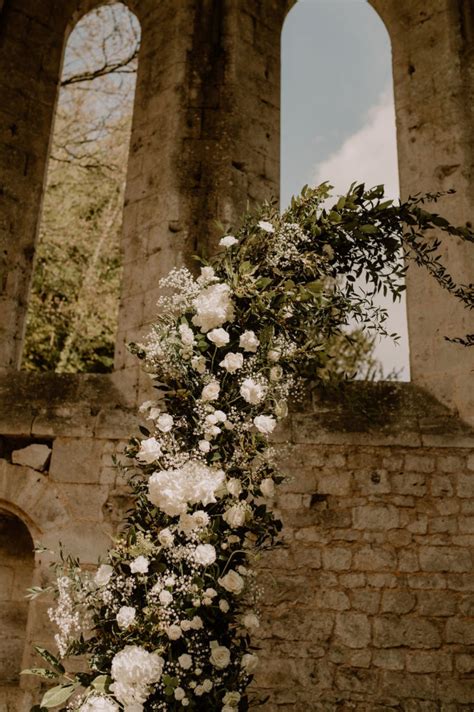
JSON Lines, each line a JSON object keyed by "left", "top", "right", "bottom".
{"left": 192, "top": 510, "right": 210, "bottom": 528}
{"left": 209, "top": 643, "right": 231, "bottom": 669}
{"left": 156, "top": 413, "right": 173, "bottom": 432}
{"left": 191, "top": 355, "right": 207, "bottom": 373}
{"left": 218, "top": 569, "right": 244, "bottom": 595}
{"left": 267, "top": 349, "right": 281, "bottom": 362}
{"left": 253, "top": 415, "right": 276, "bottom": 434}
{"left": 258, "top": 220, "right": 274, "bottom": 233}
{"left": 166, "top": 624, "right": 182, "bottom": 640}
{"left": 94, "top": 564, "right": 113, "bottom": 587}
{"left": 201, "top": 381, "right": 220, "bottom": 401}
{"left": 198, "top": 439, "right": 211, "bottom": 453}
{"left": 219, "top": 352, "right": 243, "bottom": 373}
{"left": 116, "top": 606, "right": 136, "bottom": 630}
{"left": 159, "top": 590, "right": 173, "bottom": 606}
{"left": 242, "top": 613, "right": 260, "bottom": 630}
{"left": 240, "top": 378, "right": 266, "bottom": 405}
{"left": 79, "top": 696, "right": 119, "bottom": 712}
{"left": 174, "top": 687, "right": 186, "bottom": 701}
{"left": 136, "top": 437, "right": 162, "bottom": 464}
{"left": 158, "top": 528, "right": 174, "bottom": 547}
{"left": 226, "top": 478, "right": 242, "bottom": 496}
{"left": 194, "top": 543, "right": 216, "bottom": 566}
{"left": 192, "top": 282, "right": 234, "bottom": 333}
{"left": 219, "top": 599, "right": 230, "bottom": 612}
{"left": 241, "top": 652, "right": 259, "bottom": 674}
{"left": 269, "top": 365, "right": 283, "bottom": 382}
{"left": 130, "top": 556, "right": 149, "bottom": 574}
{"left": 260, "top": 478, "right": 275, "bottom": 498}
{"left": 207, "top": 328, "right": 230, "bottom": 347}
{"left": 223, "top": 505, "right": 246, "bottom": 528}
{"left": 148, "top": 462, "right": 225, "bottom": 516}
{"left": 178, "top": 654, "right": 193, "bottom": 670}
{"left": 223, "top": 691, "right": 241, "bottom": 706}
{"left": 178, "top": 323, "right": 195, "bottom": 346}
{"left": 239, "top": 330, "right": 259, "bottom": 352}
{"left": 219, "top": 235, "right": 238, "bottom": 247}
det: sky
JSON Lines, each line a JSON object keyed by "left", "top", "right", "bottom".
{"left": 281, "top": 0, "right": 409, "bottom": 379}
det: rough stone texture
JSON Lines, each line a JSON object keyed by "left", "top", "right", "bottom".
{"left": 11, "top": 443, "right": 51, "bottom": 470}
{"left": 0, "top": 0, "right": 474, "bottom": 710}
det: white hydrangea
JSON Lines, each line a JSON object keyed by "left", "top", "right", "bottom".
{"left": 178, "top": 323, "right": 195, "bottom": 346}
{"left": 136, "top": 437, "right": 162, "bottom": 464}
{"left": 148, "top": 461, "right": 225, "bottom": 516}
{"left": 130, "top": 556, "right": 149, "bottom": 574}
{"left": 253, "top": 415, "right": 276, "bottom": 434}
{"left": 192, "top": 282, "right": 235, "bottom": 333}
{"left": 219, "top": 352, "right": 243, "bottom": 373}
{"left": 240, "top": 378, "right": 266, "bottom": 405}
{"left": 79, "top": 696, "right": 119, "bottom": 712}
{"left": 239, "top": 330, "right": 259, "bottom": 352}
{"left": 258, "top": 220, "right": 274, "bottom": 233}
{"left": 219, "top": 235, "right": 238, "bottom": 247}
{"left": 194, "top": 543, "right": 216, "bottom": 566}
{"left": 110, "top": 645, "right": 164, "bottom": 708}
{"left": 117, "top": 606, "right": 136, "bottom": 630}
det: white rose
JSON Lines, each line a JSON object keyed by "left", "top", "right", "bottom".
{"left": 202, "top": 679, "right": 212, "bottom": 691}
{"left": 242, "top": 613, "right": 260, "bottom": 630}
{"left": 166, "top": 624, "right": 182, "bottom": 640}
{"left": 148, "top": 406, "right": 162, "bottom": 421}
{"left": 198, "top": 439, "right": 210, "bottom": 453}
{"left": 178, "top": 323, "right": 195, "bottom": 346}
{"left": 191, "top": 355, "right": 207, "bottom": 373}
{"left": 218, "top": 569, "right": 244, "bottom": 595}
{"left": 239, "top": 330, "right": 259, "bottom": 352}
{"left": 223, "top": 505, "right": 246, "bottom": 528}
{"left": 207, "top": 328, "right": 230, "bottom": 347}
{"left": 198, "top": 266, "right": 217, "bottom": 284}
{"left": 180, "top": 619, "right": 192, "bottom": 631}
{"left": 260, "top": 478, "right": 275, "bottom": 498}
{"left": 194, "top": 544, "right": 216, "bottom": 566}
{"left": 201, "top": 381, "right": 220, "bottom": 401}
{"left": 204, "top": 587, "right": 217, "bottom": 598}
{"left": 159, "top": 590, "right": 173, "bottom": 606}
{"left": 219, "top": 599, "right": 230, "bottom": 612}
{"left": 158, "top": 528, "right": 174, "bottom": 547}
{"left": 219, "top": 352, "right": 243, "bottom": 373}
{"left": 213, "top": 410, "right": 227, "bottom": 422}
{"left": 192, "top": 510, "right": 210, "bottom": 528}
{"left": 219, "top": 235, "right": 238, "bottom": 247}
{"left": 223, "top": 691, "right": 241, "bottom": 706}
{"left": 258, "top": 220, "right": 274, "bottom": 233}
{"left": 174, "top": 687, "right": 186, "bottom": 701}
{"left": 192, "top": 282, "right": 235, "bottom": 333}
{"left": 116, "top": 606, "right": 136, "bottom": 630}
{"left": 226, "top": 478, "right": 242, "bottom": 497}
{"left": 136, "top": 437, "right": 162, "bottom": 464}
{"left": 253, "top": 415, "right": 276, "bottom": 434}
{"left": 191, "top": 615, "right": 203, "bottom": 629}
{"left": 156, "top": 413, "right": 173, "bottom": 432}
{"left": 178, "top": 654, "right": 193, "bottom": 670}
{"left": 241, "top": 653, "right": 259, "bottom": 674}
{"left": 240, "top": 378, "right": 266, "bottom": 405}
{"left": 209, "top": 643, "right": 231, "bottom": 669}
{"left": 79, "top": 695, "right": 119, "bottom": 712}
{"left": 94, "top": 564, "right": 113, "bottom": 587}
{"left": 139, "top": 400, "right": 156, "bottom": 413}
{"left": 267, "top": 349, "right": 281, "bottom": 362}
{"left": 223, "top": 707, "right": 234, "bottom": 712}
{"left": 269, "top": 365, "right": 283, "bottom": 382}
{"left": 130, "top": 556, "right": 149, "bottom": 574}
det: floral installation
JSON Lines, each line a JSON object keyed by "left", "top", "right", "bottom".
{"left": 24, "top": 184, "right": 473, "bottom": 711}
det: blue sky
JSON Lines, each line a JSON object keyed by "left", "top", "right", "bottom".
{"left": 281, "top": 0, "right": 408, "bottom": 377}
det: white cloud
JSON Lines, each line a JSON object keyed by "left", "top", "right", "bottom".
{"left": 313, "top": 89, "right": 410, "bottom": 379}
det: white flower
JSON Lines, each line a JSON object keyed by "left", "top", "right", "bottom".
{"left": 239, "top": 330, "right": 259, "bottom": 352}
{"left": 209, "top": 643, "right": 231, "bottom": 669}
{"left": 191, "top": 355, "right": 207, "bottom": 374}
{"left": 174, "top": 687, "right": 186, "bottom": 701}
{"left": 218, "top": 569, "right": 244, "bottom": 595}
{"left": 156, "top": 414, "right": 173, "bottom": 433}
{"left": 204, "top": 587, "right": 217, "bottom": 599}
{"left": 110, "top": 646, "right": 164, "bottom": 708}
{"left": 198, "top": 266, "right": 217, "bottom": 284}
{"left": 219, "top": 599, "right": 230, "bottom": 612}
{"left": 148, "top": 462, "right": 225, "bottom": 517}
{"left": 226, "top": 478, "right": 242, "bottom": 497}
{"left": 202, "top": 679, "right": 212, "bottom": 692}
{"left": 166, "top": 624, "right": 182, "bottom": 640}
{"left": 192, "top": 510, "right": 210, "bottom": 528}
{"left": 130, "top": 556, "right": 149, "bottom": 575}
{"left": 179, "top": 323, "right": 195, "bottom": 346}
{"left": 219, "top": 235, "right": 238, "bottom": 247}
{"left": 219, "top": 352, "right": 243, "bottom": 373}
{"left": 258, "top": 220, "right": 274, "bottom": 233}
{"left": 94, "top": 564, "right": 113, "bottom": 587}
{"left": 158, "top": 528, "right": 174, "bottom": 547}
{"left": 148, "top": 407, "right": 162, "bottom": 421}
{"left": 139, "top": 400, "right": 156, "bottom": 413}
{"left": 79, "top": 696, "right": 119, "bottom": 712}
{"left": 242, "top": 613, "right": 260, "bottom": 630}
{"left": 194, "top": 544, "right": 216, "bottom": 566}
{"left": 241, "top": 653, "right": 259, "bottom": 674}
{"left": 323, "top": 243, "right": 335, "bottom": 260}
{"left": 269, "top": 365, "right": 283, "bottom": 382}
{"left": 207, "top": 328, "right": 230, "bottom": 347}
{"left": 260, "top": 478, "right": 275, "bottom": 498}
{"left": 274, "top": 399, "right": 288, "bottom": 418}
{"left": 267, "top": 349, "right": 281, "bottom": 362}
{"left": 223, "top": 691, "right": 241, "bottom": 707}
{"left": 201, "top": 381, "right": 220, "bottom": 402}
{"left": 117, "top": 606, "right": 136, "bottom": 630}
{"left": 223, "top": 505, "right": 246, "bottom": 528}
{"left": 198, "top": 439, "right": 211, "bottom": 453}
{"left": 253, "top": 415, "right": 276, "bottom": 434}
{"left": 192, "top": 282, "right": 234, "bottom": 333}
{"left": 214, "top": 410, "right": 227, "bottom": 422}
{"left": 240, "top": 378, "right": 266, "bottom": 405}
{"left": 178, "top": 654, "right": 193, "bottom": 670}
{"left": 223, "top": 707, "right": 234, "bottom": 712}
{"left": 159, "top": 590, "right": 173, "bottom": 606}
{"left": 136, "top": 437, "right": 162, "bottom": 464}
{"left": 191, "top": 615, "right": 203, "bottom": 629}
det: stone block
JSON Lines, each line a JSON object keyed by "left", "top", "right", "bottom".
{"left": 335, "top": 612, "right": 371, "bottom": 649}
{"left": 437, "top": 455, "right": 463, "bottom": 473}
{"left": 392, "top": 472, "right": 427, "bottom": 496}
{"left": 316, "top": 590, "right": 350, "bottom": 611}
{"left": 322, "top": 547, "right": 352, "bottom": 571}
{"left": 381, "top": 591, "right": 416, "bottom": 614}
{"left": 445, "top": 619, "right": 474, "bottom": 645}
{"left": 456, "top": 473, "right": 474, "bottom": 498}
{"left": 404, "top": 454, "right": 435, "bottom": 473}
{"left": 353, "top": 546, "right": 396, "bottom": 571}
{"left": 372, "top": 649, "right": 404, "bottom": 671}
{"left": 406, "top": 651, "right": 452, "bottom": 673}
{"left": 417, "top": 591, "right": 457, "bottom": 617}
{"left": 419, "top": 546, "right": 472, "bottom": 573}
{"left": 431, "top": 475, "right": 454, "bottom": 497}
{"left": 353, "top": 504, "right": 399, "bottom": 530}
{"left": 50, "top": 438, "right": 105, "bottom": 483}
{"left": 351, "top": 590, "right": 380, "bottom": 614}
{"left": 353, "top": 468, "right": 391, "bottom": 494}
{"left": 316, "top": 470, "right": 352, "bottom": 496}
{"left": 373, "top": 616, "right": 441, "bottom": 649}
{"left": 11, "top": 443, "right": 51, "bottom": 471}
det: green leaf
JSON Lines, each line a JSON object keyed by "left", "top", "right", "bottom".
{"left": 41, "top": 683, "right": 79, "bottom": 708}
{"left": 360, "top": 224, "right": 378, "bottom": 234}
{"left": 91, "top": 674, "right": 109, "bottom": 692}
{"left": 34, "top": 647, "right": 65, "bottom": 674}
{"left": 21, "top": 668, "right": 57, "bottom": 679}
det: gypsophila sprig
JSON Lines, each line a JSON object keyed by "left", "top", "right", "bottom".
{"left": 26, "top": 183, "right": 473, "bottom": 711}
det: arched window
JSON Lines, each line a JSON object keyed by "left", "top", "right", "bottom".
{"left": 282, "top": 0, "right": 408, "bottom": 380}
{"left": 0, "top": 510, "right": 34, "bottom": 701}
{"left": 22, "top": 2, "right": 140, "bottom": 373}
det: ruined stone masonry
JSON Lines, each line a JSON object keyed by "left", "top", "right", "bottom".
{"left": 0, "top": 1, "right": 473, "bottom": 710}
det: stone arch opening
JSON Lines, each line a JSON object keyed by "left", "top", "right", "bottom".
{"left": 21, "top": 2, "right": 140, "bottom": 374}
{"left": 0, "top": 509, "right": 34, "bottom": 702}
{"left": 281, "top": 0, "right": 409, "bottom": 380}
